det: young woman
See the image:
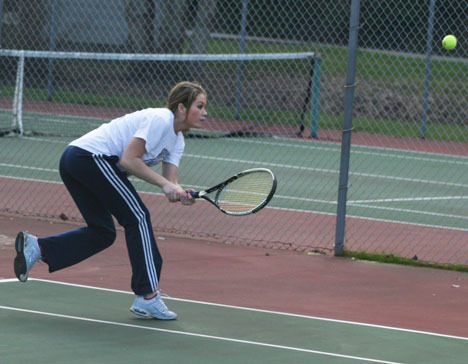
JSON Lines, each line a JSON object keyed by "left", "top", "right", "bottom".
{"left": 14, "top": 81, "right": 208, "bottom": 320}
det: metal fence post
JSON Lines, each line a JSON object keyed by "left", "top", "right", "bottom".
{"left": 47, "top": 0, "right": 57, "bottom": 101}
{"left": 235, "top": 0, "right": 249, "bottom": 120}
{"left": 0, "top": 0, "right": 4, "bottom": 47}
{"left": 420, "top": 0, "right": 436, "bottom": 139}
{"left": 334, "top": 0, "right": 361, "bottom": 256}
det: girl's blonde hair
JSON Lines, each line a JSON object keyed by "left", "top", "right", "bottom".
{"left": 167, "top": 81, "right": 207, "bottom": 113}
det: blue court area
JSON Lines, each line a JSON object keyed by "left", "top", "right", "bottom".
{"left": 1, "top": 279, "right": 467, "bottom": 364}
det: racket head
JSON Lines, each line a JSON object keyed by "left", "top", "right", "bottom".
{"left": 198, "top": 168, "right": 277, "bottom": 216}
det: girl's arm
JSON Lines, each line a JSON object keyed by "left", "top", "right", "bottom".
{"left": 162, "top": 161, "right": 179, "bottom": 184}
{"left": 162, "top": 161, "right": 195, "bottom": 205}
{"left": 120, "top": 137, "right": 186, "bottom": 202}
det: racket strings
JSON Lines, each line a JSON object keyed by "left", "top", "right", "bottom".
{"left": 217, "top": 172, "right": 274, "bottom": 213}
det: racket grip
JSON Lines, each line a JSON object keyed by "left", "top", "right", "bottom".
{"left": 189, "top": 191, "right": 200, "bottom": 198}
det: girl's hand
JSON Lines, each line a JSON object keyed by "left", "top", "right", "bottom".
{"left": 180, "top": 189, "right": 196, "bottom": 206}
{"left": 163, "top": 183, "right": 185, "bottom": 202}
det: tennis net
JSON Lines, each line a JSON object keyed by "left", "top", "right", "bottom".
{"left": 0, "top": 50, "right": 321, "bottom": 139}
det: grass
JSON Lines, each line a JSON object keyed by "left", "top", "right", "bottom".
{"left": 343, "top": 250, "right": 468, "bottom": 272}
{"left": 208, "top": 39, "right": 466, "bottom": 88}
{"left": 301, "top": 113, "right": 466, "bottom": 143}
{"left": 352, "top": 116, "right": 466, "bottom": 142}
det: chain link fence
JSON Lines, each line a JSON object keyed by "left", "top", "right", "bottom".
{"left": 0, "top": 0, "right": 466, "bottom": 266}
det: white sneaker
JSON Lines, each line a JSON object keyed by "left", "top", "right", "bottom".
{"left": 130, "top": 292, "right": 178, "bottom": 320}
{"left": 14, "top": 231, "right": 41, "bottom": 282}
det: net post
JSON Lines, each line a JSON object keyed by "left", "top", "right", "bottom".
{"left": 310, "top": 56, "right": 321, "bottom": 139}
{"left": 12, "top": 52, "right": 25, "bottom": 136}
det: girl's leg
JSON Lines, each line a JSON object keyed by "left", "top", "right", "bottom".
{"left": 89, "top": 154, "right": 162, "bottom": 296}
{"left": 41, "top": 146, "right": 162, "bottom": 296}
{"left": 40, "top": 147, "right": 117, "bottom": 271}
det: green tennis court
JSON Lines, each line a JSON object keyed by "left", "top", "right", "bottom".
{"left": 1, "top": 279, "right": 467, "bottom": 364}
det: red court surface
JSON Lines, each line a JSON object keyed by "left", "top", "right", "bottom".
{"left": 0, "top": 213, "right": 467, "bottom": 338}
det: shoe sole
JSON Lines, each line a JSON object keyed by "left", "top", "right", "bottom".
{"left": 14, "top": 232, "right": 28, "bottom": 282}
{"left": 129, "top": 306, "right": 177, "bottom": 320}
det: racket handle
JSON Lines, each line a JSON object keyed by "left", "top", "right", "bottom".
{"left": 189, "top": 191, "right": 200, "bottom": 198}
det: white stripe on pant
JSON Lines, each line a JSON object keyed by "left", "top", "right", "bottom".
{"left": 93, "top": 154, "right": 159, "bottom": 292}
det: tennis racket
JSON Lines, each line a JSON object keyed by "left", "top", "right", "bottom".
{"left": 190, "top": 168, "right": 277, "bottom": 216}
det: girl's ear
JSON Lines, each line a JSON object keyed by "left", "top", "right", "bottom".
{"left": 177, "top": 103, "right": 187, "bottom": 115}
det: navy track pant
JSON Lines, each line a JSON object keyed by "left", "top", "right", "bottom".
{"left": 39, "top": 146, "right": 162, "bottom": 296}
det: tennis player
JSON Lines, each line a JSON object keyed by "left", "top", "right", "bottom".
{"left": 14, "top": 81, "right": 208, "bottom": 320}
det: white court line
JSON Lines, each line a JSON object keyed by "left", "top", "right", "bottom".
{"left": 5, "top": 137, "right": 468, "bottom": 187}
{"left": 1, "top": 174, "right": 466, "bottom": 231}
{"left": 344, "top": 211, "right": 468, "bottom": 232}
{"left": 267, "top": 204, "right": 468, "bottom": 233}
{"left": 276, "top": 193, "right": 468, "bottom": 220}
{"left": 16, "top": 112, "right": 468, "bottom": 162}
{"left": 1, "top": 278, "right": 467, "bottom": 341}
{"left": 225, "top": 138, "right": 468, "bottom": 166}
{"left": 349, "top": 195, "right": 468, "bottom": 204}
{"left": 0, "top": 174, "right": 62, "bottom": 184}
{"left": 19, "top": 134, "right": 468, "bottom": 166}
{"left": 0, "top": 278, "right": 18, "bottom": 283}
{"left": 348, "top": 203, "right": 468, "bottom": 221}
{"left": 21, "top": 111, "right": 106, "bottom": 123}
{"left": 183, "top": 155, "right": 468, "bottom": 188}
{"left": 0, "top": 304, "right": 409, "bottom": 364}
{"left": 0, "top": 163, "right": 57, "bottom": 173}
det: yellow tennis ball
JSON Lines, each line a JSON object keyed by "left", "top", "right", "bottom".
{"left": 442, "top": 35, "right": 457, "bottom": 50}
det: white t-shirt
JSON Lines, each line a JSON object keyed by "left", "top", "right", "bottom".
{"left": 70, "top": 108, "right": 185, "bottom": 167}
